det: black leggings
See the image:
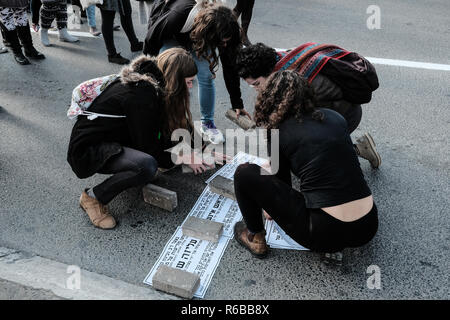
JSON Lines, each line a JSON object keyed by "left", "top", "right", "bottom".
{"left": 234, "top": 163, "right": 378, "bottom": 253}
{"left": 92, "top": 147, "right": 157, "bottom": 205}
{"left": 99, "top": 8, "right": 138, "bottom": 56}
{"left": 31, "top": 0, "right": 42, "bottom": 25}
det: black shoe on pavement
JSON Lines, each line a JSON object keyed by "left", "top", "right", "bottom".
{"left": 108, "top": 53, "right": 130, "bottom": 65}
{"left": 13, "top": 51, "right": 31, "bottom": 65}
{"left": 24, "top": 46, "right": 45, "bottom": 59}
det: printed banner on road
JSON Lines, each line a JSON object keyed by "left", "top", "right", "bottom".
{"left": 182, "top": 186, "right": 242, "bottom": 238}
{"left": 143, "top": 227, "right": 231, "bottom": 299}
{"left": 206, "top": 151, "right": 269, "bottom": 183}
{"left": 265, "top": 219, "right": 309, "bottom": 251}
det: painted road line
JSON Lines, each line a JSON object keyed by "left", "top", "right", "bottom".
{"left": 0, "top": 247, "right": 177, "bottom": 300}
{"left": 31, "top": 29, "right": 98, "bottom": 38}
{"left": 274, "top": 48, "right": 450, "bottom": 71}
{"left": 366, "top": 57, "right": 450, "bottom": 71}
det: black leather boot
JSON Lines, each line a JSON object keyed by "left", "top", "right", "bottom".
{"left": 17, "top": 24, "right": 45, "bottom": 60}
{"left": 4, "top": 29, "right": 30, "bottom": 65}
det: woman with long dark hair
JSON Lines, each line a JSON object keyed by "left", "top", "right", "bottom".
{"left": 67, "top": 49, "right": 209, "bottom": 229}
{"left": 233, "top": 70, "right": 378, "bottom": 258}
{"left": 144, "top": 0, "right": 251, "bottom": 144}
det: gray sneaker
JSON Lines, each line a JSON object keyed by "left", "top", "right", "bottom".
{"left": 355, "top": 133, "right": 381, "bottom": 169}
{"left": 200, "top": 121, "right": 225, "bottom": 144}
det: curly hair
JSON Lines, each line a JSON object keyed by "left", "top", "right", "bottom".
{"left": 236, "top": 43, "right": 278, "bottom": 79}
{"left": 157, "top": 48, "right": 198, "bottom": 135}
{"left": 254, "top": 70, "right": 323, "bottom": 129}
{"left": 190, "top": 2, "right": 241, "bottom": 77}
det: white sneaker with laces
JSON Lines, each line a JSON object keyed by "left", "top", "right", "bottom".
{"left": 200, "top": 121, "right": 225, "bottom": 144}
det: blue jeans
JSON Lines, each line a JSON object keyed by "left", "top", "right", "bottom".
{"left": 160, "top": 40, "right": 215, "bottom": 122}
{"left": 86, "top": 5, "right": 96, "bottom": 28}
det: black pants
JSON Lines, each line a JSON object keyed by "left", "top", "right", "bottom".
{"left": 99, "top": 8, "right": 138, "bottom": 56}
{"left": 31, "top": 0, "right": 42, "bottom": 25}
{"left": 234, "top": 163, "right": 378, "bottom": 253}
{"left": 92, "top": 147, "right": 158, "bottom": 205}
{"left": 40, "top": 0, "right": 68, "bottom": 30}
{"left": 233, "top": 0, "right": 255, "bottom": 32}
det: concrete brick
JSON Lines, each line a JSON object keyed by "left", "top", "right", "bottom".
{"left": 225, "top": 109, "right": 256, "bottom": 130}
{"left": 142, "top": 184, "right": 177, "bottom": 212}
{"left": 208, "top": 175, "right": 236, "bottom": 201}
{"left": 152, "top": 265, "right": 200, "bottom": 299}
{"left": 182, "top": 216, "right": 224, "bottom": 242}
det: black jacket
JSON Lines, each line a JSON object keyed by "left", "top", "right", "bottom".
{"left": 67, "top": 57, "right": 173, "bottom": 179}
{"left": 144, "top": 0, "right": 244, "bottom": 109}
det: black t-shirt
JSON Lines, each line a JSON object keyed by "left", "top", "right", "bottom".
{"left": 278, "top": 108, "right": 372, "bottom": 208}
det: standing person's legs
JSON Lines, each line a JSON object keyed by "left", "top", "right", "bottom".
{"left": 118, "top": 0, "right": 141, "bottom": 51}
{"left": 55, "top": 0, "right": 79, "bottom": 42}
{"left": 100, "top": 8, "right": 115, "bottom": 54}
{"left": 99, "top": 8, "right": 128, "bottom": 64}
{"left": 239, "top": 0, "right": 254, "bottom": 45}
{"left": 40, "top": 1, "right": 57, "bottom": 29}
{"left": 86, "top": 5, "right": 100, "bottom": 35}
{"left": 192, "top": 53, "right": 216, "bottom": 123}
{"left": 31, "top": 0, "right": 42, "bottom": 31}
{"left": 0, "top": 8, "right": 30, "bottom": 64}
{"left": 15, "top": 7, "right": 45, "bottom": 59}
{"left": 191, "top": 52, "right": 224, "bottom": 144}
{"left": 39, "top": 1, "right": 57, "bottom": 45}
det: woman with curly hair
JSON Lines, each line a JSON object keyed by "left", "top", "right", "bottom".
{"left": 144, "top": 0, "right": 251, "bottom": 144}
{"left": 236, "top": 42, "right": 381, "bottom": 169}
{"left": 233, "top": 70, "right": 378, "bottom": 258}
{"left": 67, "top": 49, "right": 211, "bottom": 229}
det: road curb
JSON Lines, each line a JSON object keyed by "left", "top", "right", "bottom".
{"left": 0, "top": 247, "right": 178, "bottom": 300}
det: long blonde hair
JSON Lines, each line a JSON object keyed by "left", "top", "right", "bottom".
{"left": 157, "top": 48, "right": 198, "bottom": 134}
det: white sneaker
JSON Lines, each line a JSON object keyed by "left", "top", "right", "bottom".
{"left": 59, "top": 28, "right": 79, "bottom": 43}
{"left": 200, "top": 121, "right": 225, "bottom": 144}
{"left": 40, "top": 28, "right": 51, "bottom": 47}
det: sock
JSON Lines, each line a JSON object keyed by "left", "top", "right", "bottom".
{"left": 87, "top": 188, "right": 97, "bottom": 199}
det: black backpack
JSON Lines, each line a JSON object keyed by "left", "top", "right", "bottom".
{"left": 319, "top": 52, "right": 379, "bottom": 104}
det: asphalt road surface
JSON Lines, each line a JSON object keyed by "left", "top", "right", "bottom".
{"left": 0, "top": 0, "right": 449, "bottom": 300}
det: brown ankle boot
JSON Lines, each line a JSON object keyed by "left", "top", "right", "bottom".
{"left": 79, "top": 190, "right": 116, "bottom": 229}
{"left": 234, "top": 221, "right": 268, "bottom": 258}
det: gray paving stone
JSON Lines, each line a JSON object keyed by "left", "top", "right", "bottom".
{"left": 225, "top": 109, "right": 256, "bottom": 130}
{"left": 142, "top": 184, "right": 178, "bottom": 212}
{"left": 182, "top": 216, "right": 224, "bottom": 242}
{"left": 208, "top": 175, "right": 236, "bottom": 201}
{"left": 152, "top": 265, "right": 200, "bottom": 299}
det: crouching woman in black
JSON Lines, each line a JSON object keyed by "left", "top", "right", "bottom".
{"left": 233, "top": 70, "right": 378, "bottom": 257}
{"left": 67, "top": 50, "right": 201, "bottom": 229}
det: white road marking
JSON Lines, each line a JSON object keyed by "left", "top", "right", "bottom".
{"left": 274, "top": 48, "right": 450, "bottom": 71}
{"left": 31, "top": 29, "right": 98, "bottom": 38}
{"left": 366, "top": 57, "right": 450, "bottom": 71}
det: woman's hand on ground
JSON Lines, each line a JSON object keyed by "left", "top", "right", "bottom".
{"left": 182, "top": 151, "right": 214, "bottom": 174}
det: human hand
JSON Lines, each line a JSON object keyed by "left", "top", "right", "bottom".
{"left": 235, "top": 108, "right": 252, "bottom": 120}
